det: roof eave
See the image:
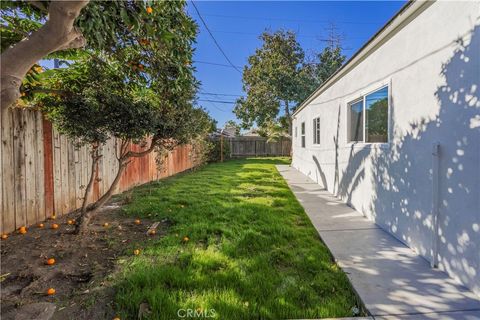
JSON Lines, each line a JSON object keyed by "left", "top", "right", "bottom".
{"left": 293, "top": 0, "right": 433, "bottom": 117}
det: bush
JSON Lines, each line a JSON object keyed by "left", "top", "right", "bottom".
{"left": 208, "top": 138, "right": 230, "bottom": 162}
{"left": 190, "top": 137, "right": 214, "bottom": 168}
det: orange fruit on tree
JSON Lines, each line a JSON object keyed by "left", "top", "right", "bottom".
{"left": 103, "top": 222, "right": 109, "bottom": 227}
{"left": 51, "top": 223, "right": 59, "bottom": 229}
{"left": 1, "top": 234, "right": 8, "bottom": 240}
{"left": 38, "top": 223, "right": 44, "bottom": 228}
{"left": 47, "top": 288, "right": 56, "bottom": 295}
{"left": 19, "top": 226, "right": 27, "bottom": 234}
{"left": 133, "top": 249, "right": 140, "bottom": 255}
{"left": 146, "top": 7, "right": 153, "bottom": 14}
{"left": 67, "top": 219, "right": 74, "bottom": 225}
{"left": 148, "top": 229, "right": 156, "bottom": 236}
{"left": 134, "top": 219, "right": 141, "bottom": 225}
{"left": 113, "top": 317, "right": 121, "bottom": 320}
{"left": 46, "top": 258, "right": 56, "bottom": 265}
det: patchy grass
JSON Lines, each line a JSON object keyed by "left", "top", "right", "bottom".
{"left": 114, "top": 158, "right": 362, "bottom": 319}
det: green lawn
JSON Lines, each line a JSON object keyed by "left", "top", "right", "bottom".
{"left": 114, "top": 158, "right": 362, "bottom": 319}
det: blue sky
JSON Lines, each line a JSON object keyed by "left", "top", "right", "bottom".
{"left": 186, "top": 1, "right": 406, "bottom": 127}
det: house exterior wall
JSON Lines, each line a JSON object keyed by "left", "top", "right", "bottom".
{"left": 292, "top": 1, "right": 480, "bottom": 295}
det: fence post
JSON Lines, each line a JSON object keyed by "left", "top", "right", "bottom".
{"left": 220, "top": 134, "right": 224, "bottom": 162}
{"left": 42, "top": 116, "right": 54, "bottom": 219}
{"left": 280, "top": 137, "right": 283, "bottom": 156}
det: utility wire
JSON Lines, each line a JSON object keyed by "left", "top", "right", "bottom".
{"left": 194, "top": 60, "right": 242, "bottom": 69}
{"left": 200, "top": 92, "right": 243, "bottom": 97}
{"left": 210, "top": 29, "right": 366, "bottom": 41}
{"left": 191, "top": 1, "right": 242, "bottom": 74}
{"left": 198, "top": 99, "right": 237, "bottom": 104}
{"left": 202, "top": 13, "right": 382, "bottom": 25}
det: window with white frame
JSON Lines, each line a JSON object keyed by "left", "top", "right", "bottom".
{"left": 313, "top": 117, "right": 320, "bottom": 145}
{"left": 301, "top": 122, "right": 305, "bottom": 148}
{"left": 348, "top": 86, "right": 389, "bottom": 143}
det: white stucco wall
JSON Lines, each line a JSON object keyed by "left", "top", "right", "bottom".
{"left": 292, "top": 1, "right": 480, "bottom": 295}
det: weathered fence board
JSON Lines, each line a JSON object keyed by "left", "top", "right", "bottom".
{"left": 1, "top": 108, "right": 196, "bottom": 233}
{"left": 228, "top": 136, "right": 291, "bottom": 157}
{"left": 1, "top": 108, "right": 15, "bottom": 232}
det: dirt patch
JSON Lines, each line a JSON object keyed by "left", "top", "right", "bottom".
{"left": 1, "top": 202, "right": 170, "bottom": 320}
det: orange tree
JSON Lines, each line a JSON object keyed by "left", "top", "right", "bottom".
{"left": 27, "top": 1, "right": 214, "bottom": 232}
{"left": 38, "top": 55, "right": 213, "bottom": 233}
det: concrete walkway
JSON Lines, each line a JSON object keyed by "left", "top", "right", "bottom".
{"left": 276, "top": 165, "right": 480, "bottom": 320}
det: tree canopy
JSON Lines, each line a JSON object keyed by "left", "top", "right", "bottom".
{"left": 234, "top": 30, "right": 304, "bottom": 135}
{"left": 297, "top": 45, "right": 346, "bottom": 102}
{"left": 234, "top": 29, "right": 346, "bottom": 139}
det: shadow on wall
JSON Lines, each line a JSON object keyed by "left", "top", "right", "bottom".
{"left": 335, "top": 25, "right": 480, "bottom": 294}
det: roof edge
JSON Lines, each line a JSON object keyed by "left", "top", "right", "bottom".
{"left": 293, "top": 0, "right": 433, "bottom": 117}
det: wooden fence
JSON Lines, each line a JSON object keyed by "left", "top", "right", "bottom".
{"left": 228, "top": 136, "right": 291, "bottom": 157}
{"left": 0, "top": 108, "right": 194, "bottom": 234}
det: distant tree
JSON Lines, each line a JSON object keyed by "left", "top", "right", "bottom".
{"left": 297, "top": 45, "right": 346, "bottom": 102}
{"left": 234, "top": 30, "right": 305, "bottom": 136}
{"left": 224, "top": 120, "right": 241, "bottom": 136}
{"left": 257, "top": 120, "right": 286, "bottom": 142}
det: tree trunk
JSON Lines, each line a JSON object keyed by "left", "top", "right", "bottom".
{"left": 75, "top": 144, "right": 100, "bottom": 234}
{"left": 76, "top": 138, "right": 159, "bottom": 233}
{"left": 91, "top": 158, "right": 128, "bottom": 212}
{"left": 1, "top": 0, "right": 89, "bottom": 110}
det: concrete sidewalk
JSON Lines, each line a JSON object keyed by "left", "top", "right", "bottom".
{"left": 276, "top": 165, "right": 480, "bottom": 320}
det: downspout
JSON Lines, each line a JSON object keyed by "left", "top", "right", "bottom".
{"left": 431, "top": 142, "right": 440, "bottom": 268}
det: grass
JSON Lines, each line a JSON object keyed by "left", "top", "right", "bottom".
{"left": 114, "top": 157, "right": 362, "bottom": 319}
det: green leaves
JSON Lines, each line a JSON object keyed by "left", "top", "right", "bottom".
{"left": 5, "top": 0, "right": 208, "bottom": 155}
{"left": 234, "top": 30, "right": 304, "bottom": 134}
{"left": 235, "top": 29, "right": 345, "bottom": 138}
{"left": 297, "top": 46, "right": 345, "bottom": 103}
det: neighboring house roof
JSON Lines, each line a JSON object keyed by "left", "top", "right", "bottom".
{"left": 223, "top": 126, "right": 238, "bottom": 137}
{"left": 242, "top": 129, "right": 260, "bottom": 137}
{"left": 293, "top": 0, "right": 429, "bottom": 117}
{"left": 210, "top": 129, "right": 236, "bottom": 138}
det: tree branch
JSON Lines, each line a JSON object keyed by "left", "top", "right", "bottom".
{"left": 124, "top": 137, "right": 159, "bottom": 158}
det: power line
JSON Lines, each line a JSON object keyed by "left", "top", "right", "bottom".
{"left": 198, "top": 99, "right": 237, "bottom": 104}
{"left": 191, "top": 1, "right": 242, "bottom": 73}
{"left": 199, "top": 92, "right": 244, "bottom": 97}
{"left": 194, "top": 60, "right": 242, "bottom": 69}
{"left": 210, "top": 29, "right": 366, "bottom": 41}
{"left": 212, "top": 30, "right": 368, "bottom": 41}
{"left": 202, "top": 13, "right": 382, "bottom": 25}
